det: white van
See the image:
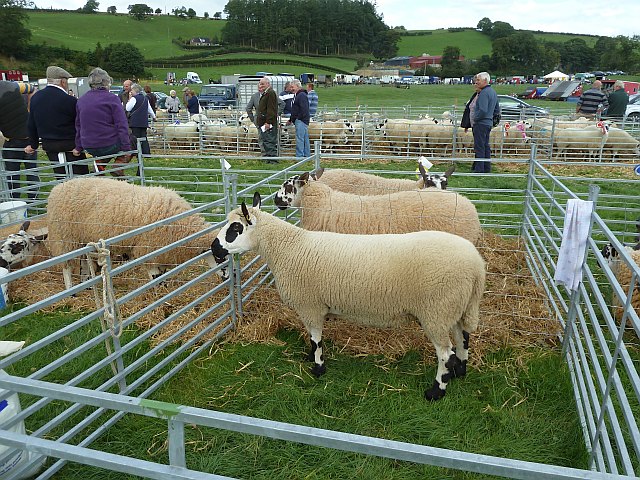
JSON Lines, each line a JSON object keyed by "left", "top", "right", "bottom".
{"left": 186, "top": 72, "right": 203, "bottom": 84}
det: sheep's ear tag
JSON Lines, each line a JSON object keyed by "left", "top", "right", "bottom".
{"left": 241, "top": 202, "right": 252, "bottom": 225}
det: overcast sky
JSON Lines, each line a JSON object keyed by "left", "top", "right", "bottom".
{"left": 38, "top": 0, "right": 638, "bottom": 38}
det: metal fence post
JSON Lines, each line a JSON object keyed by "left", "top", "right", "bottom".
{"left": 313, "top": 141, "right": 321, "bottom": 171}
{"left": 168, "top": 418, "right": 186, "bottom": 468}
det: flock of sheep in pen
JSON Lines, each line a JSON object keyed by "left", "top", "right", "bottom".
{"left": 1, "top": 169, "right": 638, "bottom": 402}
{"left": 149, "top": 107, "right": 640, "bottom": 161}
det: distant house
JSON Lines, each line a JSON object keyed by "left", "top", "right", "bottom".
{"left": 189, "top": 37, "right": 212, "bottom": 46}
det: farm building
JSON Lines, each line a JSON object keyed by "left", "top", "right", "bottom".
{"left": 0, "top": 104, "right": 639, "bottom": 478}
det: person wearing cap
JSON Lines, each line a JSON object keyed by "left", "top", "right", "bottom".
{"left": 25, "top": 65, "right": 90, "bottom": 180}
{"left": 0, "top": 80, "right": 40, "bottom": 199}
{"left": 73, "top": 67, "right": 131, "bottom": 176}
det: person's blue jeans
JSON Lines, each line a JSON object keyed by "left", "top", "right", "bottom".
{"left": 472, "top": 124, "right": 492, "bottom": 173}
{"left": 294, "top": 120, "right": 310, "bottom": 157}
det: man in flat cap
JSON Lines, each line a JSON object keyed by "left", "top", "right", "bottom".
{"left": 25, "top": 65, "right": 90, "bottom": 178}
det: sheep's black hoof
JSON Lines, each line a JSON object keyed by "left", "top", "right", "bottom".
{"left": 453, "top": 359, "right": 467, "bottom": 378}
{"left": 424, "top": 381, "right": 446, "bottom": 401}
{"left": 310, "top": 364, "right": 326, "bottom": 377}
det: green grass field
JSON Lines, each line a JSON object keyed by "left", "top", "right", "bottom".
{"left": 27, "top": 11, "right": 226, "bottom": 59}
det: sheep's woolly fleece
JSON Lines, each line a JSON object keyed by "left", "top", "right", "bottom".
{"left": 7, "top": 232, "right": 559, "bottom": 366}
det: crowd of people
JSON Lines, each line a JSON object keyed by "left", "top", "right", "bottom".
{"left": 1, "top": 67, "right": 632, "bottom": 198}
{"left": 0, "top": 65, "right": 164, "bottom": 199}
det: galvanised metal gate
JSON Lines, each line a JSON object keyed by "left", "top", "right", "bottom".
{"left": 0, "top": 148, "right": 638, "bottom": 479}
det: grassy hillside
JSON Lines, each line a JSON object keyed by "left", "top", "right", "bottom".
{"left": 396, "top": 29, "right": 599, "bottom": 59}
{"left": 27, "top": 11, "right": 227, "bottom": 59}
{"left": 396, "top": 29, "right": 493, "bottom": 59}
{"left": 28, "top": 11, "right": 603, "bottom": 64}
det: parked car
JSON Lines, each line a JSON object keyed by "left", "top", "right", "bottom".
{"left": 497, "top": 95, "right": 550, "bottom": 120}
{"left": 623, "top": 93, "right": 640, "bottom": 122}
{"left": 109, "top": 86, "right": 123, "bottom": 97}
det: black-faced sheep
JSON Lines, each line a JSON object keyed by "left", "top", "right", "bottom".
{"left": 46, "top": 177, "right": 225, "bottom": 289}
{"left": 313, "top": 164, "right": 455, "bottom": 194}
{"left": 274, "top": 172, "right": 481, "bottom": 245}
{"left": 211, "top": 192, "right": 486, "bottom": 400}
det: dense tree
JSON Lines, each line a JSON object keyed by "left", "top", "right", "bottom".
{"left": 477, "top": 17, "right": 492, "bottom": 34}
{"left": 203, "top": 12, "right": 209, "bottom": 19}
{"left": 440, "top": 45, "right": 463, "bottom": 77}
{"left": 102, "top": 42, "right": 145, "bottom": 76}
{"left": 172, "top": 6, "right": 187, "bottom": 18}
{"left": 222, "top": 0, "right": 397, "bottom": 57}
{"left": 213, "top": 11, "right": 221, "bottom": 19}
{"left": 155, "top": 7, "right": 162, "bottom": 14}
{"left": 490, "top": 21, "right": 515, "bottom": 41}
{"left": 81, "top": 0, "right": 99, "bottom": 13}
{"left": 187, "top": 7, "right": 196, "bottom": 18}
{"left": 0, "top": 0, "right": 32, "bottom": 58}
{"left": 107, "top": 5, "right": 116, "bottom": 14}
{"left": 128, "top": 3, "right": 153, "bottom": 20}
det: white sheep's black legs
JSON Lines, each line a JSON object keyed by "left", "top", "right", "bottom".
{"left": 425, "top": 344, "right": 456, "bottom": 401}
{"left": 451, "top": 324, "right": 470, "bottom": 378}
{"left": 307, "top": 326, "right": 326, "bottom": 377}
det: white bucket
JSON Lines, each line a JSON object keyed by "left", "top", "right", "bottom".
{"left": 0, "top": 202, "right": 27, "bottom": 226}
{"left": 0, "top": 267, "right": 7, "bottom": 309}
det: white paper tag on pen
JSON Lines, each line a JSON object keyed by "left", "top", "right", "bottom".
{"left": 222, "top": 159, "right": 231, "bottom": 169}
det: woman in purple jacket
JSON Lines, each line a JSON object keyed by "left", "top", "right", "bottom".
{"left": 73, "top": 67, "right": 131, "bottom": 176}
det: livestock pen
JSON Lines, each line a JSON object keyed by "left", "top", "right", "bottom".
{"left": 0, "top": 147, "right": 639, "bottom": 479}
{"left": 148, "top": 105, "right": 640, "bottom": 166}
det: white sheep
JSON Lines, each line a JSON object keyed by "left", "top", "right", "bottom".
{"left": 602, "top": 127, "right": 640, "bottom": 160}
{"left": 312, "top": 164, "right": 455, "bottom": 195}
{"left": 211, "top": 192, "right": 486, "bottom": 400}
{"left": 46, "top": 177, "right": 225, "bottom": 290}
{"left": 308, "top": 120, "right": 353, "bottom": 152}
{"left": 274, "top": 171, "right": 481, "bottom": 245}
{"left": 554, "top": 123, "right": 609, "bottom": 160}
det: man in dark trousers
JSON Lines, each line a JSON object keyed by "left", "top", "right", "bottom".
{"left": 25, "top": 65, "right": 90, "bottom": 178}
{"left": 1, "top": 80, "right": 40, "bottom": 200}
{"left": 256, "top": 77, "right": 279, "bottom": 161}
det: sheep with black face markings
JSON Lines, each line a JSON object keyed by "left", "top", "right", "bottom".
{"left": 46, "top": 177, "right": 226, "bottom": 290}
{"left": 313, "top": 164, "right": 455, "bottom": 195}
{"left": 274, "top": 171, "right": 481, "bottom": 245}
{"left": 211, "top": 192, "right": 486, "bottom": 400}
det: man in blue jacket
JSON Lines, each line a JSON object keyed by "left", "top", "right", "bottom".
{"left": 288, "top": 79, "right": 310, "bottom": 157}
{"left": 470, "top": 72, "right": 500, "bottom": 173}
{"left": 26, "top": 65, "right": 90, "bottom": 178}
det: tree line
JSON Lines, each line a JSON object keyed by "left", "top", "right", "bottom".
{"left": 221, "top": 0, "right": 399, "bottom": 59}
{"left": 475, "top": 18, "right": 639, "bottom": 76}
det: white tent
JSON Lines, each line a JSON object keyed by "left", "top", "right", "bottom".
{"left": 543, "top": 70, "right": 569, "bottom": 81}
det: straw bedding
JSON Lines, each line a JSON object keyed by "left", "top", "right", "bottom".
{"left": 5, "top": 229, "right": 559, "bottom": 367}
